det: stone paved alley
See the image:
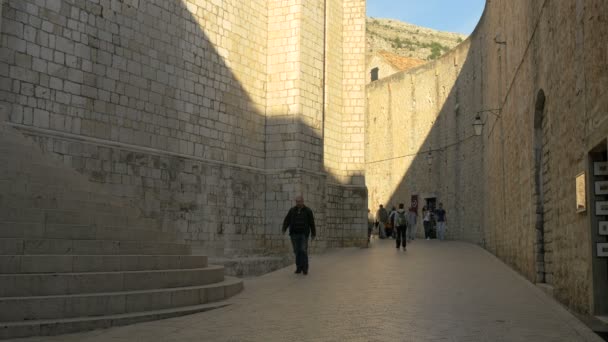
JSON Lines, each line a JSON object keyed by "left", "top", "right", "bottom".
{"left": 11, "top": 239, "right": 603, "bottom": 342}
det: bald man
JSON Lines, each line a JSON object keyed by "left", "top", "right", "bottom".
{"left": 282, "top": 195, "right": 316, "bottom": 275}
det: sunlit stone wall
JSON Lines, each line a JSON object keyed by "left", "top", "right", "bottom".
{"left": 0, "top": 0, "right": 368, "bottom": 257}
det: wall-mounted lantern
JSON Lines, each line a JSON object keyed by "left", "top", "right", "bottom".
{"left": 473, "top": 115, "right": 483, "bottom": 136}
{"left": 472, "top": 108, "right": 502, "bottom": 136}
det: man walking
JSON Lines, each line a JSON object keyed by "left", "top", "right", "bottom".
{"left": 282, "top": 195, "right": 316, "bottom": 275}
{"left": 375, "top": 204, "right": 388, "bottom": 239}
{"left": 435, "top": 203, "right": 447, "bottom": 241}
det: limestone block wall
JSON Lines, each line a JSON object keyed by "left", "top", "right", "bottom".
{"left": 2, "top": 0, "right": 267, "bottom": 165}
{"left": 326, "top": 0, "right": 367, "bottom": 241}
{"left": 323, "top": 0, "right": 345, "bottom": 177}
{"left": 341, "top": 0, "right": 366, "bottom": 187}
{"left": 366, "top": 0, "right": 608, "bottom": 315}
{"left": 0, "top": 0, "right": 368, "bottom": 258}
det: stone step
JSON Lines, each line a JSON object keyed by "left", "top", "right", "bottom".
{"left": 0, "top": 160, "right": 89, "bottom": 183}
{"left": 0, "top": 208, "right": 156, "bottom": 230}
{"left": 0, "top": 179, "right": 119, "bottom": 202}
{"left": 0, "top": 277, "right": 243, "bottom": 322}
{"left": 0, "top": 238, "right": 191, "bottom": 255}
{"left": 0, "top": 255, "right": 208, "bottom": 274}
{"left": 0, "top": 195, "right": 138, "bottom": 218}
{"left": 0, "top": 223, "right": 175, "bottom": 242}
{"left": 0, "top": 135, "right": 53, "bottom": 150}
{"left": 0, "top": 266, "right": 225, "bottom": 296}
{"left": 0, "top": 162, "right": 83, "bottom": 179}
{"left": 0, "top": 301, "right": 231, "bottom": 339}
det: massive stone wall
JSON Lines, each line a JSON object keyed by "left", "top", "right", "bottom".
{"left": 366, "top": 0, "right": 608, "bottom": 315}
{"left": 0, "top": 0, "right": 368, "bottom": 259}
{"left": 467, "top": 0, "right": 608, "bottom": 314}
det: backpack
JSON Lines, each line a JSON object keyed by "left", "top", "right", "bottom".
{"left": 396, "top": 211, "right": 407, "bottom": 226}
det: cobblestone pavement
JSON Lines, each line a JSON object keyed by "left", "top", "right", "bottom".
{"left": 13, "top": 239, "right": 602, "bottom": 342}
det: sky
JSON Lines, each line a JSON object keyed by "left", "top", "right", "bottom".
{"left": 366, "top": 0, "right": 486, "bottom": 35}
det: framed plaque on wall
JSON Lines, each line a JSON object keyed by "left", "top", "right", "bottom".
{"left": 594, "top": 162, "right": 608, "bottom": 176}
{"left": 576, "top": 172, "right": 586, "bottom": 213}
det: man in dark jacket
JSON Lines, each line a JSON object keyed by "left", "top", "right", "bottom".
{"left": 282, "top": 195, "right": 316, "bottom": 275}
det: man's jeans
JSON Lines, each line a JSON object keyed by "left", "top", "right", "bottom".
{"left": 395, "top": 225, "right": 407, "bottom": 248}
{"left": 423, "top": 221, "right": 431, "bottom": 239}
{"left": 290, "top": 233, "right": 309, "bottom": 271}
{"left": 437, "top": 221, "right": 446, "bottom": 240}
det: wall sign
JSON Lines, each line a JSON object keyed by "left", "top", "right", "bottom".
{"left": 597, "top": 201, "right": 608, "bottom": 216}
{"left": 410, "top": 194, "right": 418, "bottom": 213}
{"left": 599, "top": 222, "right": 608, "bottom": 236}
{"left": 576, "top": 172, "right": 586, "bottom": 213}
{"left": 594, "top": 162, "right": 608, "bottom": 176}
{"left": 597, "top": 243, "right": 608, "bottom": 257}
{"left": 596, "top": 181, "right": 608, "bottom": 195}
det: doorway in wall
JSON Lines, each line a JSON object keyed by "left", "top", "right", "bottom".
{"left": 589, "top": 140, "right": 608, "bottom": 316}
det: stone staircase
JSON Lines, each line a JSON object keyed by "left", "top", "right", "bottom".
{"left": 0, "top": 124, "right": 243, "bottom": 339}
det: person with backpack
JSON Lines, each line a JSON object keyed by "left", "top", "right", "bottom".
{"left": 394, "top": 203, "right": 408, "bottom": 251}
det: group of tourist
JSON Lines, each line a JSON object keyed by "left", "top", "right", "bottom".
{"left": 371, "top": 202, "right": 448, "bottom": 247}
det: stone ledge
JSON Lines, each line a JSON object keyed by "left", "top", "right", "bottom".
{"left": 536, "top": 283, "right": 554, "bottom": 297}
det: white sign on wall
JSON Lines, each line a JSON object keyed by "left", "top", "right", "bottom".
{"left": 597, "top": 201, "right": 608, "bottom": 216}
{"left": 599, "top": 222, "right": 608, "bottom": 236}
{"left": 594, "top": 162, "right": 608, "bottom": 176}
{"left": 597, "top": 243, "right": 608, "bottom": 257}
{"left": 596, "top": 181, "right": 608, "bottom": 195}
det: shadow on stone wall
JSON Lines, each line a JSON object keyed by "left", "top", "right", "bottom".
{"left": 1, "top": 0, "right": 367, "bottom": 263}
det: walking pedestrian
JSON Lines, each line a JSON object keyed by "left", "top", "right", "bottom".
{"left": 394, "top": 203, "right": 408, "bottom": 251}
{"left": 407, "top": 206, "right": 417, "bottom": 241}
{"left": 435, "top": 203, "right": 447, "bottom": 241}
{"left": 282, "top": 195, "right": 316, "bottom": 275}
{"left": 367, "top": 209, "right": 374, "bottom": 244}
{"left": 423, "top": 205, "right": 432, "bottom": 240}
{"left": 375, "top": 204, "right": 388, "bottom": 239}
{"left": 387, "top": 205, "right": 397, "bottom": 238}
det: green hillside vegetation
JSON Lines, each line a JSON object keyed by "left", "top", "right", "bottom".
{"left": 367, "top": 18, "right": 467, "bottom": 62}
